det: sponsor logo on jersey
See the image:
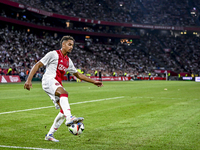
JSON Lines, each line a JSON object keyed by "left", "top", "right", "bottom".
{"left": 58, "top": 64, "right": 67, "bottom": 71}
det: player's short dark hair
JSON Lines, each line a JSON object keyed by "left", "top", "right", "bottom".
{"left": 60, "top": 35, "right": 75, "bottom": 47}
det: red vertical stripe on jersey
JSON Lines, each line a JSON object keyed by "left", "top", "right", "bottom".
{"left": 55, "top": 50, "right": 69, "bottom": 84}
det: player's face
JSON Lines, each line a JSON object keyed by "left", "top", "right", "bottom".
{"left": 62, "top": 40, "right": 74, "bottom": 54}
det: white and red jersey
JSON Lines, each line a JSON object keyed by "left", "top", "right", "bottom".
{"left": 40, "top": 49, "right": 77, "bottom": 85}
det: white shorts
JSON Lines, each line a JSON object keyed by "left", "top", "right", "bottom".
{"left": 42, "top": 78, "right": 63, "bottom": 109}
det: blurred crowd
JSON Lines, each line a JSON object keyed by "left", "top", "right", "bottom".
{"left": 138, "top": 0, "right": 196, "bottom": 26}
{"left": 10, "top": 0, "right": 198, "bottom": 26}
{"left": 0, "top": 25, "right": 200, "bottom": 81}
{"left": 159, "top": 35, "right": 200, "bottom": 74}
{"left": 0, "top": 26, "right": 137, "bottom": 80}
{"left": 0, "top": 6, "right": 137, "bottom": 36}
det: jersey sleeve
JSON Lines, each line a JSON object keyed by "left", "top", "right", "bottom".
{"left": 67, "top": 58, "right": 77, "bottom": 74}
{"left": 40, "top": 51, "right": 55, "bottom": 66}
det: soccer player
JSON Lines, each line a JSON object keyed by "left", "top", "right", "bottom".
{"left": 24, "top": 35, "right": 103, "bottom": 142}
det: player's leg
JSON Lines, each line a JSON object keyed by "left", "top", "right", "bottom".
{"left": 45, "top": 109, "right": 65, "bottom": 142}
{"left": 55, "top": 87, "right": 71, "bottom": 118}
{"left": 42, "top": 79, "right": 65, "bottom": 142}
{"left": 55, "top": 87, "right": 84, "bottom": 126}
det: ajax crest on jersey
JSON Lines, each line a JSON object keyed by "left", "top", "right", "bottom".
{"left": 68, "top": 123, "right": 84, "bottom": 135}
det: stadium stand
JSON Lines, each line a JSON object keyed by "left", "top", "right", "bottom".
{"left": 0, "top": 25, "right": 137, "bottom": 79}
{"left": 10, "top": 0, "right": 199, "bottom": 26}
{"left": 0, "top": 0, "right": 200, "bottom": 80}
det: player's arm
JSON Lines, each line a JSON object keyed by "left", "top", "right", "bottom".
{"left": 73, "top": 72, "right": 103, "bottom": 87}
{"left": 24, "top": 61, "right": 44, "bottom": 90}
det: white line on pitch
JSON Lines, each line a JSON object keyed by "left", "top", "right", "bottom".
{"left": 131, "top": 97, "right": 182, "bottom": 100}
{"left": 131, "top": 97, "right": 199, "bottom": 100}
{"left": 0, "top": 106, "right": 54, "bottom": 115}
{"left": 70, "top": 96, "right": 124, "bottom": 105}
{"left": 0, "top": 145, "right": 61, "bottom": 150}
{"left": 0, "top": 96, "right": 124, "bottom": 115}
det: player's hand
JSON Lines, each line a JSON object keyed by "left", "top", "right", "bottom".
{"left": 24, "top": 81, "right": 32, "bottom": 91}
{"left": 94, "top": 81, "right": 103, "bottom": 87}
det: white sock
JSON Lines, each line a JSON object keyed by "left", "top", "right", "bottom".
{"left": 47, "top": 111, "right": 65, "bottom": 135}
{"left": 60, "top": 94, "right": 72, "bottom": 120}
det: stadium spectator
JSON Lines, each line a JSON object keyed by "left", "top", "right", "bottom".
{"left": 7, "top": 67, "right": 12, "bottom": 75}
{"left": 19, "top": 70, "right": 25, "bottom": 81}
{"left": 0, "top": 68, "right": 4, "bottom": 75}
{"left": 99, "top": 70, "right": 102, "bottom": 81}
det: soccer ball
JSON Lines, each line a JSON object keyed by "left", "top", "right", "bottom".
{"left": 68, "top": 123, "right": 84, "bottom": 135}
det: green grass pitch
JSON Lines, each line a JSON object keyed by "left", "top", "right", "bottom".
{"left": 0, "top": 81, "right": 200, "bottom": 150}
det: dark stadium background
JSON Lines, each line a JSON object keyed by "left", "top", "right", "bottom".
{"left": 0, "top": 0, "right": 200, "bottom": 82}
